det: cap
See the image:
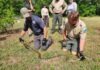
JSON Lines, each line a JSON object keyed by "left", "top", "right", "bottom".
{"left": 20, "top": 7, "right": 31, "bottom": 18}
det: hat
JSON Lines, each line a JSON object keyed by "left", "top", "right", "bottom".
{"left": 20, "top": 7, "right": 31, "bottom": 18}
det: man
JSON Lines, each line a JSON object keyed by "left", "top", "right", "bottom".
{"left": 41, "top": 5, "right": 49, "bottom": 36}
{"left": 41, "top": 5, "right": 49, "bottom": 27}
{"left": 19, "top": 7, "right": 52, "bottom": 50}
{"left": 49, "top": 0, "right": 67, "bottom": 34}
{"left": 24, "top": 0, "right": 35, "bottom": 11}
{"left": 24, "top": 0, "right": 35, "bottom": 36}
{"left": 67, "top": 0, "right": 77, "bottom": 15}
{"left": 62, "top": 11, "right": 87, "bottom": 60}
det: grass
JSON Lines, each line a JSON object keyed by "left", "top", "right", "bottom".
{"left": 0, "top": 17, "right": 100, "bottom": 70}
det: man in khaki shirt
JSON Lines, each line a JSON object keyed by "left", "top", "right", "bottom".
{"left": 49, "top": 0, "right": 67, "bottom": 34}
{"left": 62, "top": 11, "right": 87, "bottom": 60}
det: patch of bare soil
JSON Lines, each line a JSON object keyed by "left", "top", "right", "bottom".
{"left": 0, "top": 28, "right": 22, "bottom": 41}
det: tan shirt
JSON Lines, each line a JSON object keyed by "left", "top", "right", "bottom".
{"left": 62, "top": 19, "right": 87, "bottom": 39}
{"left": 41, "top": 7, "right": 49, "bottom": 18}
{"left": 49, "top": 0, "right": 67, "bottom": 13}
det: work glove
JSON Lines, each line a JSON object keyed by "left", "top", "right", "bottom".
{"left": 42, "top": 38, "right": 47, "bottom": 46}
{"left": 19, "top": 37, "right": 24, "bottom": 42}
{"left": 62, "top": 40, "right": 66, "bottom": 47}
{"left": 79, "top": 51, "right": 86, "bottom": 61}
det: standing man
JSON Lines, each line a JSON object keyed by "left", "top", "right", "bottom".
{"left": 49, "top": 0, "right": 67, "bottom": 34}
{"left": 62, "top": 11, "right": 87, "bottom": 60}
{"left": 24, "top": 0, "right": 35, "bottom": 11}
{"left": 19, "top": 7, "right": 52, "bottom": 50}
{"left": 67, "top": 0, "right": 77, "bottom": 15}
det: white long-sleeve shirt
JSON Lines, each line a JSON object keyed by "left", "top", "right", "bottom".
{"left": 67, "top": 2, "right": 77, "bottom": 12}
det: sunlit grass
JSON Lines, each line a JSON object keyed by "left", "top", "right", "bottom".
{"left": 0, "top": 17, "right": 100, "bottom": 70}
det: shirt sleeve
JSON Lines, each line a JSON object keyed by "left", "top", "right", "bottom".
{"left": 49, "top": 1, "right": 53, "bottom": 13}
{"left": 62, "top": 1, "right": 67, "bottom": 12}
{"left": 80, "top": 26, "right": 87, "bottom": 39}
{"left": 23, "top": 22, "right": 29, "bottom": 31}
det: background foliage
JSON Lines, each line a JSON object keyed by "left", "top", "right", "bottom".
{"left": 0, "top": 0, "right": 100, "bottom": 32}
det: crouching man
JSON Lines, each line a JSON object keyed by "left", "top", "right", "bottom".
{"left": 62, "top": 11, "right": 87, "bottom": 60}
{"left": 19, "top": 7, "right": 52, "bottom": 51}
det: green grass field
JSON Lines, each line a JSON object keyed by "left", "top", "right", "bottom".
{"left": 0, "top": 17, "right": 100, "bottom": 70}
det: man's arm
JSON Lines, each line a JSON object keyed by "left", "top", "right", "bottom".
{"left": 79, "top": 26, "right": 87, "bottom": 52}
{"left": 63, "top": 31, "right": 67, "bottom": 40}
{"left": 79, "top": 39, "right": 86, "bottom": 52}
{"left": 62, "top": 2, "right": 67, "bottom": 14}
{"left": 49, "top": 3, "right": 53, "bottom": 14}
{"left": 29, "top": 0, "right": 35, "bottom": 11}
{"left": 19, "top": 22, "right": 29, "bottom": 42}
{"left": 43, "top": 26, "right": 47, "bottom": 39}
{"left": 20, "top": 30, "right": 26, "bottom": 38}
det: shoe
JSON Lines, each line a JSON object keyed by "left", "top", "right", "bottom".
{"left": 79, "top": 55, "right": 86, "bottom": 61}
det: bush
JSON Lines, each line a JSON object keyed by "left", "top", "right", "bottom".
{"left": 0, "top": 0, "right": 17, "bottom": 32}
{"left": 79, "top": 4, "right": 96, "bottom": 16}
{"left": 96, "top": 4, "right": 100, "bottom": 15}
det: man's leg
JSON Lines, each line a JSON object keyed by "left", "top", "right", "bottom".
{"left": 51, "top": 14, "right": 57, "bottom": 33}
{"left": 71, "top": 39, "right": 78, "bottom": 56}
{"left": 34, "top": 35, "right": 41, "bottom": 50}
{"left": 57, "top": 14, "right": 62, "bottom": 33}
{"left": 41, "top": 36, "right": 53, "bottom": 51}
{"left": 63, "top": 40, "right": 71, "bottom": 52}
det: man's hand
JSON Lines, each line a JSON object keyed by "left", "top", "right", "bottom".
{"left": 42, "top": 38, "right": 47, "bottom": 46}
{"left": 62, "top": 40, "right": 66, "bottom": 47}
{"left": 19, "top": 37, "right": 24, "bottom": 42}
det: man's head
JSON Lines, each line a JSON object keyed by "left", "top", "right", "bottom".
{"left": 20, "top": 7, "right": 32, "bottom": 23}
{"left": 42, "top": 4, "right": 47, "bottom": 8}
{"left": 68, "top": 11, "right": 79, "bottom": 26}
{"left": 20, "top": 7, "right": 32, "bottom": 18}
